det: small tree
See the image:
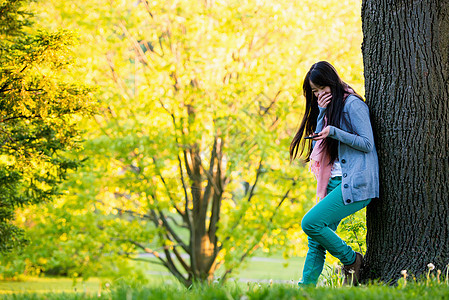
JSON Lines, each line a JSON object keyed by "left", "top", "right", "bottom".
{"left": 0, "top": 0, "right": 94, "bottom": 253}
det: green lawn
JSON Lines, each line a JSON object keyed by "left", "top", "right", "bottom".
{"left": 0, "top": 254, "right": 308, "bottom": 295}
{"left": 1, "top": 282, "right": 449, "bottom": 299}
{"left": 139, "top": 254, "right": 306, "bottom": 281}
{"left": 0, "top": 277, "right": 103, "bottom": 295}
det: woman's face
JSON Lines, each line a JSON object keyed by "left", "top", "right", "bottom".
{"left": 310, "top": 81, "right": 331, "bottom": 99}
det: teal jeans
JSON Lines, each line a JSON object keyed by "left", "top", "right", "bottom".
{"left": 298, "top": 176, "right": 371, "bottom": 286}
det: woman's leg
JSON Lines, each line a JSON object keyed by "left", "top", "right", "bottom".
{"left": 299, "top": 223, "right": 339, "bottom": 286}
{"left": 301, "top": 183, "right": 371, "bottom": 265}
{"left": 299, "top": 177, "right": 342, "bottom": 286}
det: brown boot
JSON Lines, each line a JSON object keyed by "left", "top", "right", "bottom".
{"left": 343, "top": 252, "right": 363, "bottom": 286}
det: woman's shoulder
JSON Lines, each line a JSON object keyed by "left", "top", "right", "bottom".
{"left": 343, "top": 94, "right": 368, "bottom": 111}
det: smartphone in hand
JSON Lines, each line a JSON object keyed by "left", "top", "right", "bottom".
{"left": 304, "top": 134, "right": 320, "bottom": 140}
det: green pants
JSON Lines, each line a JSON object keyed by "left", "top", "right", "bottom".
{"left": 298, "top": 176, "right": 371, "bottom": 286}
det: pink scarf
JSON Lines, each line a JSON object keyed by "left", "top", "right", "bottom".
{"left": 310, "top": 138, "right": 332, "bottom": 201}
{"left": 310, "top": 92, "right": 353, "bottom": 201}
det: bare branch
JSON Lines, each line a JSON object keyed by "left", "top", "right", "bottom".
{"left": 173, "top": 245, "right": 191, "bottom": 273}
{"left": 162, "top": 243, "right": 189, "bottom": 285}
{"left": 247, "top": 156, "right": 264, "bottom": 203}
{"left": 1, "top": 115, "right": 42, "bottom": 123}
{"left": 126, "top": 239, "right": 168, "bottom": 265}
{"left": 118, "top": 21, "right": 152, "bottom": 66}
{"left": 225, "top": 156, "right": 264, "bottom": 237}
{"left": 177, "top": 154, "right": 192, "bottom": 231}
{"left": 221, "top": 240, "right": 261, "bottom": 282}
{"left": 198, "top": 156, "right": 220, "bottom": 197}
{"left": 221, "top": 185, "right": 293, "bottom": 281}
{"left": 105, "top": 52, "right": 133, "bottom": 100}
{"left": 208, "top": 136, "right": 224, "bottom": 244}
{"left": 261, "top": 90, "right": 282, "bottom": 116}
{"left": 159, "top": 210, "right": 189, "bottom": 253}
{"left": 141, "top": 0, "right": 154, "bottom": 18}
{"left": 166, "top": 215, "right": 188, "bottom": 229}
{"left": 153, "top": 156, "right": 185, "bottom": 218}
{"left": 125, "top": 256, "right": 165, "bottom": 267}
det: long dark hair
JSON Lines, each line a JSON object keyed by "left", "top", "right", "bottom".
{"left": 290, "top": 61, "right": 359, "bottom": 163}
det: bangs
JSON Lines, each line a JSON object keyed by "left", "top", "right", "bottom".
{"left": 309, "top": 71, "right": 329, "bottom": 87}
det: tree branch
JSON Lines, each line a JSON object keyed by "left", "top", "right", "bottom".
{"left": 261, "top": 90, "right": 282, "bottom": 116}
{"left": 247, "top": 157, "right": 264, "bottom": 203}
{"left": 208, "top": 136, "right": 224, "bottom": 242}
{"left": 1, "top": 115, "right": 42, "bottom": 123}
{"left": 125, "top": 239, "right": 168, "bottom": 266}
{"left": 162, "top": 243, "right": 189, "bottom": 286}
{"left": 221, "top": 156, "right": 264, "bottom": 247}
{"left": 124, "top": 256, "right": 165, "bottom": 267}
{"left": 201, "top": 138, "right": 217, "bottom": 207}
{"left": 159, "top": 210, "right": 189, "bottom": 253}
{"left": 152, "top": 156, "right": 185, "bottom": 218}
{"left": 177, "top": 154, "right": 192, "bottom": 231}
{"left": 220, "top": 240, "right": 261, "bottom": 283}
{"left": 173, "top": 245, "right": 191, "bottom": 274}
{"left": 141, "top": 0, "right": 154, "bottom": 19}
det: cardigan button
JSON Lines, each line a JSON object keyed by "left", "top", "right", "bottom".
{"left": 343, "top": 173, "right": 347, "bottom": 178}
{"left": 346, "top": 199, "right": 351, "bottom": 203}
{"left": 341, "top": 159, "right": 346, "bottom": 164}
{"left": 344, "top": 184, "right": 349, "bottom": 188}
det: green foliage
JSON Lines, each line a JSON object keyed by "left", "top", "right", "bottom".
{"left": 0, "top": 0, "right": 95, "bottom": 253}
{"left": 337, "top": 208, "right": 368, "bottom": 255}
{"left": 1, "top": 0, "right": 367, "bottom": 283}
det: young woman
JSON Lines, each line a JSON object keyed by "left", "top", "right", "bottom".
{"left": 290, "top": 61, "right": 379, "bottom": 286}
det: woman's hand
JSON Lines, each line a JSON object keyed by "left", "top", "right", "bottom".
{"left": 313, "top": 126, "right": 330, "bottom": 140}
{"left": 317, "top": 92, "right": 332, "bottom": 108}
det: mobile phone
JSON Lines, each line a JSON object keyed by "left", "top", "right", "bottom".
{"left": 304, "top": 134, "right": 320, "bottom": 140}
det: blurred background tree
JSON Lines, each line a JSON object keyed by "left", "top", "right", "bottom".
{"left": 0, "top": 0, "right": 95, "bottom": 253}
{"left": 1, "top": 0, "right": 366, "bottom": 285}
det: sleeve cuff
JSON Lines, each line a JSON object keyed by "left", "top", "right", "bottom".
{"left": 328, "top": 126, "right": 336, "bottom": 137}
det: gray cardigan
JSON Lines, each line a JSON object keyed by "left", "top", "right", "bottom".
{"left": 315, "top": 95, "right": 379, "bottom": 205}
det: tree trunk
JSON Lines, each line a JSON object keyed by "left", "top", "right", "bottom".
{"left": 362, "top": 0, "right": 449, "bottom": 282}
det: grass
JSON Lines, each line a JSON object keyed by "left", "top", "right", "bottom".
{"left": 140, "top": 254, "right": 306, "bottom": 281}
{"left": 8, "top": 255, "right": 448, "bottom": 299}
{"left": 0, "top": 277, "right": 103, "bottom": 295}
{"left": 0, "top": 255, "right": 313, "bottom": 295}
{"left": 1, "top": 282, "right": 449, "bottom": 299}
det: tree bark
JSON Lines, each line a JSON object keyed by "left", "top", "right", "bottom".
{"left": 362, "top": 0, "right": 449, "bottom": 282}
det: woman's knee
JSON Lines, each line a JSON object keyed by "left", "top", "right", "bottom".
{"left": 301, "top": 212, "right": 320, "bottom": 236}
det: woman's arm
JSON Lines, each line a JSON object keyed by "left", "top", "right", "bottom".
{"left": 311, "top": 106, "right": 326, "bottom": 148}
{"left": 315, "top": 106, "right": 326, "bottom": 134}
{"left": 317, "top": 99, "right": 375, "bottom": 153}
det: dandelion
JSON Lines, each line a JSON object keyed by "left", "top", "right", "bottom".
{"left": 349, "top": 269, "right": 355, "bottom": 286}
{"left": 437, "top": 270, "right": 441, "bottom": 284}
{"left": 401, "top": 270, "right": 408, "bottom": 287}
{"left": 446, "top": 264, "right": 449, "bottom": 285}
{"left": 446, "top": 264, "right": 449, "bottom": 286}
{"left": 269, "top": 279, "right": 273, "bottom": 286}
{"left": 427, "top": 263, "right": 435, "bottom": 286}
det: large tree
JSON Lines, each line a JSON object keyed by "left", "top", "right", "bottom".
{"left": 0, "top": 0, "right": 94, "bottom": 253}
{"left": 362, "top": 0, "right": 449, "bottom": 282}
